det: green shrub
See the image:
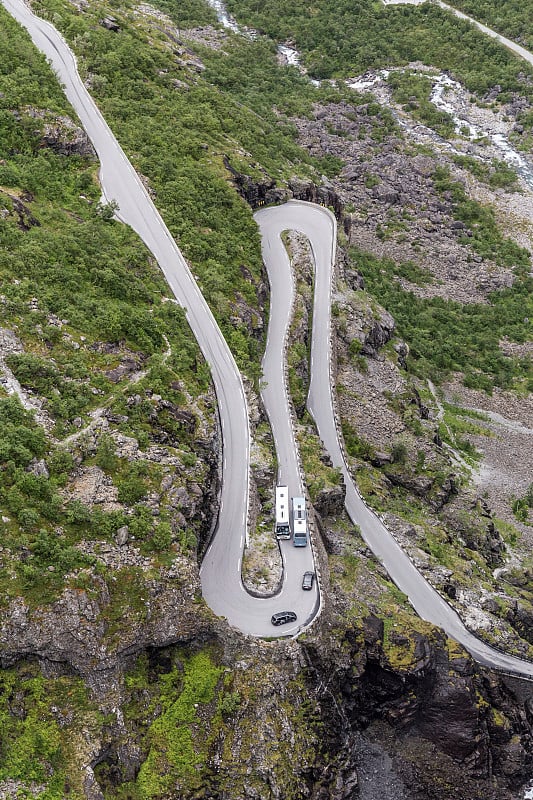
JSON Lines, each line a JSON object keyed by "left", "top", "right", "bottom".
{"left": 47, "top": 448, "right": 74, "bottom": 478}
{"left": 0, "top": 397, "right": 47, "bottom": 467}
{"left": 95, "top": 435, "right": 119, "bottom": 473}
{"left": 342, "top": 420, "right": 376, "bottom": 461}
{"left": 65, "top": 499, "right": 92, "bottom": 526}
{"left": 150, "top": 522, "right": 172, "bottom": 552}
{"left": 17, "top": 507, "right": 40, "bottom": 531}
{"left": 391, "top": 440, "right": 408, "bottom": 464}
{"left": 129, "top": 505, "right": 154, "bottom": 539}
{"left": 117, "top": 475, "right": 148, "bottom": 506}
{"left": 351, "top": 247, "right": 533, "bottom": 391}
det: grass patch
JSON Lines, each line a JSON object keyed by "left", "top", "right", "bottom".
{"left": 130, "top": 650, "right": 223, "bottom": 798}
{"left": 297, "top": 418, "right": 343, "bottom": 502}
{"left": 0, "top": 663, "right": 100, "bottom": 798}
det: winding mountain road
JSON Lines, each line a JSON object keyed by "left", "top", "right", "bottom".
{"left": 1, "top": 0, "right": 252, "bottom": 628}
{"left": 4, "top": 0, "right": 533, "bottom": 672}
{"left": 257, "top": 203, "right": 533, "bottom": 678}
{"left": 2, "top": 0, "right": 321, "bottom": 638}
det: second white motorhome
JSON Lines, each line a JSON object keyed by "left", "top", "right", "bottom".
{"left": 292, "top": 496, "right": 308, "bottom": 547}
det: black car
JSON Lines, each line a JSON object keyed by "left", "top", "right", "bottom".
{"left": 302, "top": 571, "right": 315, "bottom": 590}
{"left": 271, "top": 611, "right": 297, "bottom": 626}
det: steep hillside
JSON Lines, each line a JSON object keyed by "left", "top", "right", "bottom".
{"left": 0, "top": 0, "right": 533, "bottom": 799}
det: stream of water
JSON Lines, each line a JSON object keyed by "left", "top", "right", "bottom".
{"left": 206, "top": 0, "right": 310, "bottom": 74}
{"left": 430, "top": 74, "right": 533, "bottom": 190}
{"left": 206, "top": 0, "right": 241, "bottom": 33}
{"left": 349, "top": 68, "right": 533, "bottom": 190}
{"left": 207, "top": 0, "right": 533, "bottom": 189}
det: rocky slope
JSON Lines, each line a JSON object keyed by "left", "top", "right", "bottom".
{"left": 1, "top": 4, "right": 533, "bottom": 800}
{"left": 274, "top": 73, "right": 533, "bottom": 660}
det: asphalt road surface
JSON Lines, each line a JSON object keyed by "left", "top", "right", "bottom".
{"left": 284, "top": 203, "right": 533, "bottom": 678}
{"left": 5, "top": 0, "right": 533, "bottom": 670}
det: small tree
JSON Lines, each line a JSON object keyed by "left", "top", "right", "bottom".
{"left": 391, "top": 439, "right": 408, "bottom": 465}
{"left": 96, "top": 434, "right": 118, "bottom": 472}
{"left": 96, "top": 199, "right": 119, "bottom": 221}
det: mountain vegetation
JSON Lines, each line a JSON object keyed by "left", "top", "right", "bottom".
{"left": 226, "top": 0, "right": 533, "bottom": 92}
{"left": 0, "top": 3, "right": 214, "bottom": 605}
{"left": 1, "top": 0, "right": 533, "bottom": 797}
{"left": 452, "top": 0, "right": 533, "bottom": 50}
{"left": 32, "top": 0, "right": 347, "bottom": 379}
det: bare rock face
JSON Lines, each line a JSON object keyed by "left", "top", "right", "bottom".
{"left": 66, "top": 465, "right": 121, "bottom": 511}
{"left": 104, "top": 355, "right": 144, "bottom": 383}
{"left": 383, "top": 469, "right": 434, "bottom": 496}
{"left": 0, "top": 328, "right": 24, "bottom": 357}
{"left": 306, "top": 616, "right": 533, "bottom": 800}
{"left": 0, "top": 189, "right": 40, "bottom": 230}
{"left": 360, "top": 310, "right": 395, "bottom": 357}
{"left": 114, "top": 525, "right": 129, "bottom": 547}
{"left": 505, "top": 603, "right": 533, "bottom": 648}
{"left": 229, "top": 292, "right": 266, "bottom": 339}
{"left": 41, "top": 118, "right": 96, "bottom": 157}
{"left": 443, "top": 499, "right": 506, "bottom": 567}
{"left": 314, "top": 480, "right": 346, "bottom": 518}
{"left": 251, "top": 461, "right": 276, "bottom": 488}
{"left": 100, "top": 16, "right": 120, "bottom": 32}
{"left": 27, "top": 458, "right": 49, "bottom": 479}
{"left": 416, "top": 674, "right": 490, "bottom": 770}
{"left": 223, "top": 156, "right": 289, "bottom": 207}
{"left": 372, "top": 182, "right": 400, "bottom": 205}
{"left": 333, "top": 284, "right": 396, "bottom": 364}
{"left": 0, "top": 566, "right": 210, "bottom": 680}
{"left": 288, "top": 177, "right": 344, "bottom": 218}
{"left": 222, "top": 158, "right": 346, "bottom": 219}
{"left": 22, "top": 110, "right": 97, "bottom": 159}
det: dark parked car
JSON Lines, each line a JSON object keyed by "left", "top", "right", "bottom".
{"left": 302, "top": 571, "right": 315, "bottom": 590}
{"left": 271, "top": 611, "right": 297, "bottom": 626}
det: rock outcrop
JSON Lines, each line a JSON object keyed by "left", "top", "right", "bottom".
{"left": 305, "top": 615, "right": 533, "bottom": 800}
{"left": 3, "top": 574, "right": 532, "bottom": 800}
{"left": 223, "top": 158, "right": 345, "bottom": 218}
{"left": 314, "top": 480, "right": 346, "bottom": 518}
{"left": 18, "top": 109, "right": 97, "bottom": 158}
